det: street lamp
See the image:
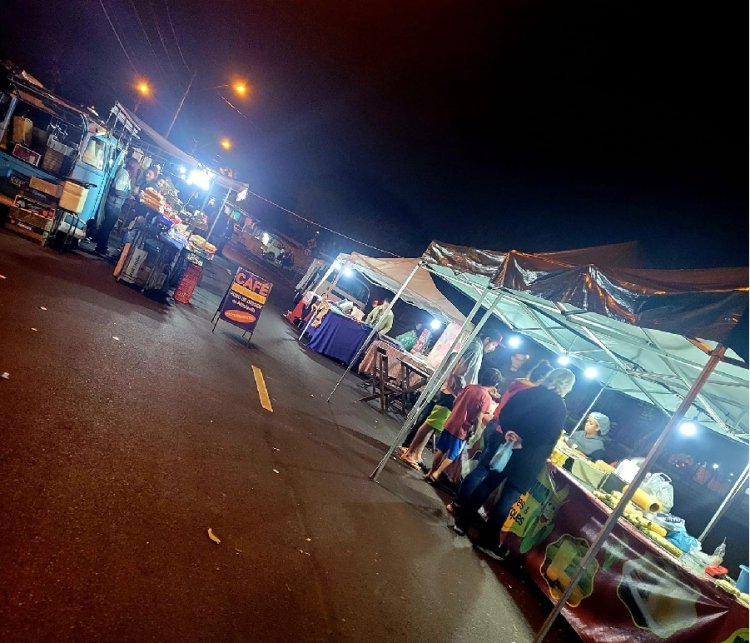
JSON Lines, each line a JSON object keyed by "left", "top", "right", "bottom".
{"left": 219, "top": 137, "right": 233, "bottom": 151}
{"left": 165, "top": 75, "right": 250, "bottom": 139}
{"left": 133, "top": 79, "right": 151, "bottom": 113}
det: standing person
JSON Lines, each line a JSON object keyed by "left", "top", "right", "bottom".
{"left": 495, "top": 350, "right": 533, "bottom": 390}
{"left": 400, "top": 329, "right": 503, "bottom": 451}
{"left": 567, "top": 412, "right": 611, "bottom": 461}
{"left": 394, "top": 323, "right": 425, "bottom": 352}
{"left": 424, "top": 368, "right": 502, "bottom": 484}
{"left": 94, "top": 157, "right": 137, "bottom": 256}
{"left": 448, "top": 360, "right": 553, "bottom": 522}
{"left": 365, "top": 299, "right": 395, "bottom": 335}
{"left": 459, "top": 368, "right": 576, "bottom": 559}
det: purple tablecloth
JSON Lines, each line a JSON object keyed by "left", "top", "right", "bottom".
{"left": 308, "top": 312, "right": 372, "bottom": 364}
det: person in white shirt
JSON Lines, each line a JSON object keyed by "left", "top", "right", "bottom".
{"left": 95, "top": 157, "right": 137, "bottom": 255}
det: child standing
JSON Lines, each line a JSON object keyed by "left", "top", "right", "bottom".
{"left": 424, "top": 368, "right": 502, "bottom": 485}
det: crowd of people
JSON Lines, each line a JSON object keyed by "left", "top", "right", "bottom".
{"left": 397, "top": 329, "right": 611, "bottom": 562}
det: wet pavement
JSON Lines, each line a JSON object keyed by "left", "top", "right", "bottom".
{"left": 0, "top": 230, "right": 579, "bottom": 642}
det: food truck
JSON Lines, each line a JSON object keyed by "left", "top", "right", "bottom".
{"left": 0, "top": 62, "right": 136, "bottom": 245}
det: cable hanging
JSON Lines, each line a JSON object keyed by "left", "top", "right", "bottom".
{"left": 97, "top": 0, "right": 140, "bottom": 75}
{"left": 245, "top": 189, "right": 399, "bottom": 257}
{"left": 164, "top": 0, "right": 192, "bottom": 72}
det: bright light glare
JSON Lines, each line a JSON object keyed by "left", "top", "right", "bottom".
{"left": 261, "top": 232, "right": 270, "bottom": 245}
{"left": 430, "top": 319, "right": 442, "bottom": 331}
{"left": 507, "top": 336, "right": 522, "bottom": 349}
{"left": 342, "top": 266, "right": 354, "bottom": 277}
{"left": 236, "top": 187, "right": 247, "bottom": 201}
{"left": 178, "top": 165, "right": 187, "bottom": 175}
{"left": 332, "top": 260, "right": 342, "bottom": 270}
{"left": 220, "top": 137, "right": 233, "bottom": 151}
{"left": 233, "top": 82, "right": 248, "bottom": 96}
{"left": 557, "top": 355, "right": 571, "bottom": 366}
{"left": 186, "top": 169, "right": 212, "bottom": 190}
{"left": 583, "top": 366, "right": 598, "bottom": 379}
{"left": 679, "top": 422, "right": 698, "bottom": 437}
{"left": 712, "top": 463, "right": 720, "bottom": 470}
{"left": 135, "top": 80, "right": 151, "bottom": 96}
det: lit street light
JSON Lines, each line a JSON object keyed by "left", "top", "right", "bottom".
{"left": 219, "top": 137, "right": 233, "bottom": 151}
{"left": 165, "top": 75, "right": 251, "bottom": 139}
{"left": 133, "top": 79, "right": 151, "bottom": 113}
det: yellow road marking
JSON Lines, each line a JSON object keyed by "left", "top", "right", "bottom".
{"left": 252, "top": 365, "right": 273, "bottom": 412}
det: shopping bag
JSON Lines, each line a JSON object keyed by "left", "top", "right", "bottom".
{"left": 488, "top": 441, "right": 513, "bottom": 473}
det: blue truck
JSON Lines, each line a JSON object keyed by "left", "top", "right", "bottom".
{"left": 0, "top": 63, "right": 136, "bottom": 244}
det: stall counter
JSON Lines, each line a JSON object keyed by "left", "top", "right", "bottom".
{"left": 500, "top": 463, "right": 748, "bottom": 643}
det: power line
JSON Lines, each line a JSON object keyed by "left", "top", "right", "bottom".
{"left": 163, "top": 0, "right": 192, "bottom": 72}
{"left": 127, "top": 0, "right": 171, "bottom": 85}
{"left": 97, "top": 0, "right": 140, "bottom": 75}
{"left": 149, "top": 0, "right": 181, "bottom": 82}
{"left": 245, "top": 189, "right": 399, "bottom": 257}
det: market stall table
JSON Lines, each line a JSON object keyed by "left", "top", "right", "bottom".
{"left": 307, "top": 310, "right": 373, "bottom": 365}
{"left": 359, "top": 338, "right": 435, "bottom": 388}
{"left": 499, "top": 461, "right": 749, "bottom": 643}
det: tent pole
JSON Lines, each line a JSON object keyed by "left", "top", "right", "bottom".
{"left": 533, "top": 344, "right": 726, "bottom": 643}
{"left": 205, "top": 188, "right": 232, "bottom": 244}
{"left": 698, "top": 462, "right": 749, "bottom": 543}
{"left": 370, "top": 287, "right": 503, "bottom": 482}
{"left": 327, "top": 260, "right": 424, "bottom": 403}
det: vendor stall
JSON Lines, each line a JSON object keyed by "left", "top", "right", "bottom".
{"left": 307, "top": 308, "right": 372, "bottom": 364}
{"left": 366, "top": 240, "right": 748, "bottom": 642}
{"left": 499, "top": 456, "right": 749, "bottom": 642}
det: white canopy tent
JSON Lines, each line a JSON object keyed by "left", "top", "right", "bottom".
{"left": 334, "top": 252, "right": 466, "bottom": 325}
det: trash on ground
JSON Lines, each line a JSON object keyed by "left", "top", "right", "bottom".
{"left": 272, "top": 447, "right": 280, "bottom": 451}
{"left": 31, "top": 328, "right": 38, "bottom": 332}
{"left": 0, "top": 274, "right": 6, "bottom": 279}
{"left": 112, "top": 336, "right": 120, "bottom": 341}
{"left": 298, "top": 549, "right": 311, "bottom": 556}
{"left": 207, "top": 528, "right": 221, "bottom": 544}
{"left": 39, "top": 306, "right": 47, "bottom": 311}
{"left": 273, "top": 469, "right": 280, "bottom": 474}
{"left": 1, "top": 372, "right": 9, "bottom": 380}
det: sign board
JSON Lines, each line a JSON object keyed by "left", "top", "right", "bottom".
{"left": 214, "top": 266, "right": 272, "bottom": 339}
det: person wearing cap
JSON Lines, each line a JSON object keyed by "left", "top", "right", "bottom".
{"left": 568, "top": 412, "right": 611, "bottom": 461}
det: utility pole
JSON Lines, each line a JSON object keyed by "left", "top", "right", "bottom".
{"left": 165, "top": 70, "right": 197, "bottom": 140}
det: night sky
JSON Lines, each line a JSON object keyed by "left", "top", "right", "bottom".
{"left": 1, "top": 1, "right": 746, "bottom": 266}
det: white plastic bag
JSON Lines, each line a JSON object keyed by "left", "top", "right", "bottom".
{"left": 642, "top": 472, "right": 674, "bottom": 512}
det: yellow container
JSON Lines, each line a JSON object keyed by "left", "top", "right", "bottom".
{"left": 623, "top": 485, "right": 662, "bottom": 513}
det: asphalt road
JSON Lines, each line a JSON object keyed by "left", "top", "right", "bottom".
{"left": 0, "top": 231, "right": 578, "bottom": 642}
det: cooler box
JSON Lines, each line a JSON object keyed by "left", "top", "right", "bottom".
{"left": 59, "top": 181, "right": 88, "bottom": 213}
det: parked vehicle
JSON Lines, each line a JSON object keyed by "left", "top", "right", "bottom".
{"left": 0, "top": 63, "right": 135, "bottom": 243}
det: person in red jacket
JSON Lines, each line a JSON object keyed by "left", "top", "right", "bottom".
{"left": 424, "top": 368, "right": 502, "bottom": 485}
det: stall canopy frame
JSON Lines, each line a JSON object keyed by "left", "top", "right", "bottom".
{"left": 332, "top": 252, "right": 466, "bottom": 326}
{"left": 365, "top": 240, "right": 747, "bottom": 641}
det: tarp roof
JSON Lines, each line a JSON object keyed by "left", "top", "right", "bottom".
{"left": 423, "top": 241, "right": 749, "bottom": 442}
{"left": 117, "top": 104, "right": 248, "bottom": 194}
{"left": 336, "top": 252, "right": 466, "bottom": 326}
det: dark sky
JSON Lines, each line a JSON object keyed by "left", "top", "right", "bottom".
{"left": 1, "top": 1, "right": 747, "bottom": 266}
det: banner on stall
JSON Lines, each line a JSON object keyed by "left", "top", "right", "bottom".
{"left": 215, "top": 266, "right": 273, "bottom": 337}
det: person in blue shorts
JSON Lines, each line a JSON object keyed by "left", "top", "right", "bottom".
{"left": 424, "top": 368, "right": 502, "bottom": 484}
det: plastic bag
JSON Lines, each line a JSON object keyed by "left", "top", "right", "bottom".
{"left": 488, "top": 441, "right": 513, "bottom": 473}
{"left": 666, "top": 530, "right": 701, "bottom": 554}
{"left": 642, "top": 472, "right": 674, "bottom": 512}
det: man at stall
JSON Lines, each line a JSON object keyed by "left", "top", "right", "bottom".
{"left": 394, "top": 322, "right": 425, "bottom": 352}
{"left": 400, "top": 329, "right": 504, "bottom": 453}
{"left": 94, "top": 157, "right": 138, "bottom": 256}
{"left": 423, "top": 368, "right": 502, "bottom": 485}
{"left": 460, "top": 368, "right": 576, "bottom": 560}
{"left": 567, "top": 412, "right": 611, "bottom": 461}
{"left": 365, "top": 299, "right": 394, "bottom": 335}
